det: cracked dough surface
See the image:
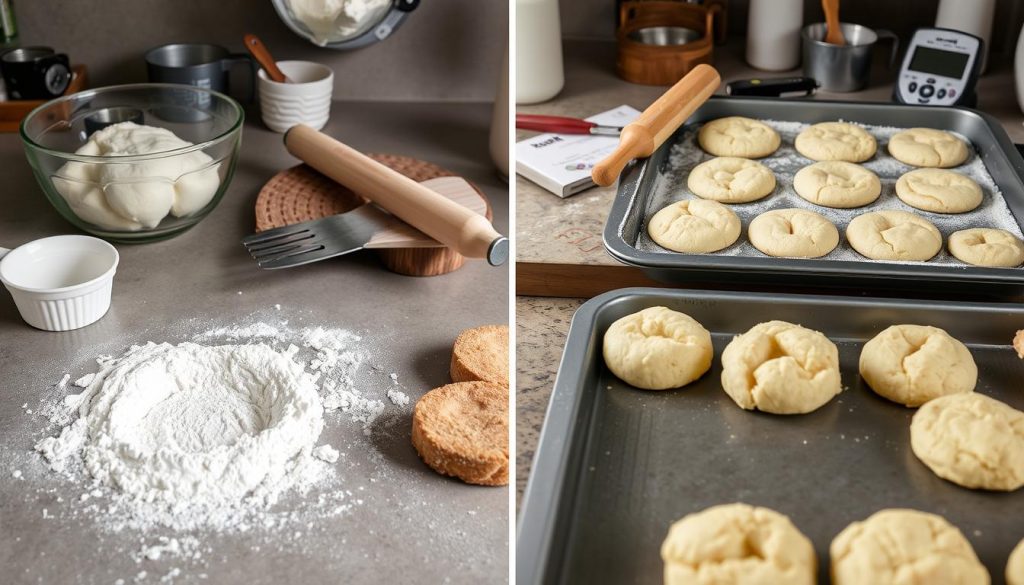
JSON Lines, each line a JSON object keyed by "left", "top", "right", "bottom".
{"left": 859, "top": 325, "right": 976, "bottom": 407}
{"left": 748, "top": 208, "right": 839, "bottom": 258}
{"left": 648, "top": 199, "right": 741, "bottom": 253}
{"left": 661, "top": 503, "right": 815, "bottom": 585}
{"left": 795, "top": 122, "right": 877, "bottom": 163}
{"left": 911, "top": 392, "right": 1024, "bottom": 491}
{"left": 793, "top": 161, "right": 881, "bottom": 208}
{"left": 603, "top": 306, "right": 713, "bottom": 390}
{"left": 698, "top": 116, "right": 782, "bottom": 159}
{"left": 830, "top": 509, "right": 989, "bottom": 585}
{"left": 687, "top": 157, "right": 776, "bottom": 203}
{"left": 846, "top": 210, "right": 942, "bottom": 261}
{"left": 720, "top": 320, "right": 841, "bottom": 414}
{"left": 896, "top": 168, "right": 982, "bottom": 213}
{"left": 1008, "top": 538, "right": 1024, "bottom": 585}
{"left": 888, "top": 128, "right": 970, "bottom": 168}
{"left": 948, "top": 228, "right": 1024, "bottom": 267}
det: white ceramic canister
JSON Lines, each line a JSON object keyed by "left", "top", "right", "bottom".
{"left": 1015, "top": 23, "right": 1024, "bottom": 114}
{"left": 936, "top": 0, "right": 995, "bottom": 73}
{"left": 746, "top": 0, "right": 803, "bottom": 71}
{"left": 490, "top": 42, "right": 510, "bottom": 178}
{"left": 516, "top": 0, "right": 564, "bottom": 104}
{"left": 258, "top": 60, "right": 334, "bottom": 133}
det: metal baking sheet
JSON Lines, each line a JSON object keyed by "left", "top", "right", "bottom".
{"left": 517, "top": 287, "right": 1024, "bottom": 585}
{"left": 604, "top": 97, "right": 1024, "bottom": 297}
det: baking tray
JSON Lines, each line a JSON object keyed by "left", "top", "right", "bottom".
{"left": 603, "top": 97, "right": 1024, "bottom": 298}
{"left": 517, "top": 287, "right": 1024, "bottom": 585}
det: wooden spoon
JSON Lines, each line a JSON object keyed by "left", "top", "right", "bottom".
{"left": 244, "top": 33, "right": 291, "bottom": 83}
{"left": 822, "top": 0, "right": 846, "bottom": 45}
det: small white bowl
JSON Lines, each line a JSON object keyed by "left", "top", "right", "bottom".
{"left": 258, "top": 61, "right": 334, "bottom": 133}
{"left": 0, "top": 235, "right": 119, "bottom": 331}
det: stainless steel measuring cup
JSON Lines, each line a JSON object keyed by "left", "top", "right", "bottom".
{"left": 802, "top": 23, "right": 899, "bottom": 92}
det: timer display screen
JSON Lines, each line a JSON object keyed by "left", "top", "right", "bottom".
{"left": 908, "top": 46, "right": 969, "bottom": 79}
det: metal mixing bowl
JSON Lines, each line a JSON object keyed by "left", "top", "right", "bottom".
{"left": 627, "top": 26, "right": 702, "bottom": 46}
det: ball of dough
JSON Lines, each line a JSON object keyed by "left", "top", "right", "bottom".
{"left": 661, "top": 503, "right": 816, "bottom": 585}
{"left": 603, "top": 306, "right": 713, "bottom": 390}
{"left": 721, "top": 320, "right": 842, "bottom": 414}
{"left": 896, "top": 168, "right": 982, "bottom": 213}
{"left": 859, "top": 325, "right": 977, "bottom": 407}
{"left": 846, "top": 210, "right": 942, "bottom": 261}
{"left": 948, "top": 228, "right": 1024, "bottom": 267}
{"left": 648, "top": 199, "right": 741, "bottom": 253}
{"left": 697, "top": 116, "right": 781, "bottom": 159}
{"left": 1008, "top": 538, "right": 1024, "bottom": 585}
{"left": 911, "top": 392, "right": 1024, "bottom": 491}
{"left": 687, "top": 157, "right": 776, "bottom": 204}
{"left": 793, "top": 161, "right": 881, "bottom": 208}
{"left": 888, "top": 128, "right": 970, "bottom": 168}
{"left": 748, "top": 208, "right": 839, "bottom": 258}
{"left": 795, "top": 122, "right": 877, "bottom": 163}
{"left": 831, "top": 509, "right": 989, "bottom": 585}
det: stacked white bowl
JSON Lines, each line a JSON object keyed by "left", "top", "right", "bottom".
{"left": 258, "top": 61, "right": 334, "bottom": 133}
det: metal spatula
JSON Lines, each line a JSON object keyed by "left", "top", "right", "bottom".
{"left": 242, "top": 176, "right": 489, "bottom": 269}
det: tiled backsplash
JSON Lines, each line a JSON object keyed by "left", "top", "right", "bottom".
{"left": 14, "top": 0, "right": 507, "bottom": 102}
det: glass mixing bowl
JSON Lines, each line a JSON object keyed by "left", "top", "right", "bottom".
{"left": 20, "top": 84, "right": 244, "bottom": 243}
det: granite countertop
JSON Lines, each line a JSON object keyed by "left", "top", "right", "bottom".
{"left": 0, "top": 101, "right": 509, "bottom": 584}
{"left": 516, "top": 39, "right": 1024, "bottom": 506}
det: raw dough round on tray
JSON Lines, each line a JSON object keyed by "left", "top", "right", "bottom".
{"left": 888, "top": 127, "right": 970, "bottom": 168}
{"left": 830, "top": 509, "right": 989, "bottom": 585}
{"left": 450, "top": 324, "right": 509, "bottom": 386}
{"left": 748, "top": 208, "right": 839, "bottom": 258}
{"left": 859, "top": 324, "right": 977, "bottom": 407}
{"left": 910, "top": 392, "right": 1024, "bottom": 491}
{"left": 1009, "top": 538, "right": 1024, "bottom": 585}
{"left": 846, "top": 210, "right": 942, "bottom": 261}
{"left": 794, "top": 122, "right": 877, "bottom": 163}
{"left": 720, "top": 320, "right": 842, "bottom": 414}
{"left": 603, "top": 306, "right": 713, "bottom": 391}
{"left": 411, "top": 381, "right": 509, "bottom": 486}
{"left": 648, "top": 199, "right": 741, "bottom": 253}
{"left": 661, "top": 503, "right": 816, "bottom": 585}
{"left": 697, "top": 116, "right": 782, "bottom": 158}
{"left": 687, "top": 157, "right": 776, "bottom": 204}
{"left": 896, "top": 168, "right": 983, "bottom": 213}
{"left": 948, "top": 228, "right": 1024, "bottom": 267}
{"left": 793, "top": 161, "right": 881, "bottom": 208}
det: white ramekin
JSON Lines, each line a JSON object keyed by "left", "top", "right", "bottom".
{"left": 258, "top": 61, "right": 334, "bottom": 133}
{"left": 0, "top": 235, "right": 119, "bottom": 331}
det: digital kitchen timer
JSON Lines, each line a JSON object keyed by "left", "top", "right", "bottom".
{"left": 894, "top": 27, "right": 983, "bottom": 107}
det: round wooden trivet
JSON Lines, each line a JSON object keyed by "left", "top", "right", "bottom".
{"left": 254, "top": 154, "right": 493, "bottom": 276}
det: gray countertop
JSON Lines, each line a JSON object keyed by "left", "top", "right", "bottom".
{"left": 0, "top": 101, "right": 508, "bottom": 584}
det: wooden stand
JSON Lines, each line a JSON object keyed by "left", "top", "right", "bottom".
{"left": 254, "top": 154, "right": 493, "bottom": 277}
{"left": 0, "top": 64, "right": 88, "bottom": 133}
{"left": 616, "top": 1, "right": 726, "bottom": 86}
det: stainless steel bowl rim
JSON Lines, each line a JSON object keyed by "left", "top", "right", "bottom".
{"left": 19, "top": 83, "right": 245, "bottom": 163}
{"left": 627, "top": 26, "right": 702, "bottom": 46}
{"left": 802, "top": 22, "right": 879, "bottom": 47}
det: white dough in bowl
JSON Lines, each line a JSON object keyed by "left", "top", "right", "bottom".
{"left": 288, "top": 0, "right": 390, "bottom": 45}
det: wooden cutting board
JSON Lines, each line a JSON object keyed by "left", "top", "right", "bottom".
{"left": 255, "top": 154, "right": 492, "bottom": 276}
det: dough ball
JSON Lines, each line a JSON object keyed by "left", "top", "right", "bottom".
{"left": 171, "top": 154, "right": 221, "bottom": 217}
{"left": 99, "top": 161, "right": 176, "bottom": 228}
{"left": 687, "top": 157, "right": 776, "bottom": 204}
{"left": 896, "top": 168, "right": 982, "bottom": 213}
{"left": 948, "top": 228, "right": 1024, "bottom": 268}
{"left": 748, "top": 208, "right": 839, "bottom": 258}
{"left": 888, "top": 128, "right": 970, "bottom": 168}
{"left": 720, "top": 320, "right": 842, "bottom": 414}
{"left": 846, "top": 210, "right": 942, "bottom": 261}
{"left": 53, "top": 161, "right": 144, "bottom": 231}
{"left": 830, "top": 509, "right": 989, "bottom": 585}
{"left": 911, "top": 392, "right": 1024, "bottom": 491}
{"left": 859, "top": 324, "right": 977, "bottom": 407}
{"left": 648, "top": 199, "right": 741, "bottom": 253}
{"left": 697, "top": 116, "right": 781, "bottom": 158}
{"left": 1008, "top": 538, "right": 1024, "bottom": 585}
{"left": 603, "top": 306, "right": 713, "bottom": 390}
{"left": 795, "top": 122, "right": 877, "bottom": 163}
{"left": 793, "top": 161, "right": 881, "bottom": 208}
{"left": 661, "top": 503, "right": 815, "bottom": 585}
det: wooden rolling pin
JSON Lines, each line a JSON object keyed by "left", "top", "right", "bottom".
{"left": 284, "top": 124, "right": 509, "bottom": 266}
{"left": 591, "top": 64, "right": 721, "bottom": 187}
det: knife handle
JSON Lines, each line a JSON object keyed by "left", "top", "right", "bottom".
{"left": 516, "top": 114, "right": 596, "bottom": 134}
{"left": 284, "top": 124, "right": 509, "bottom": 266}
